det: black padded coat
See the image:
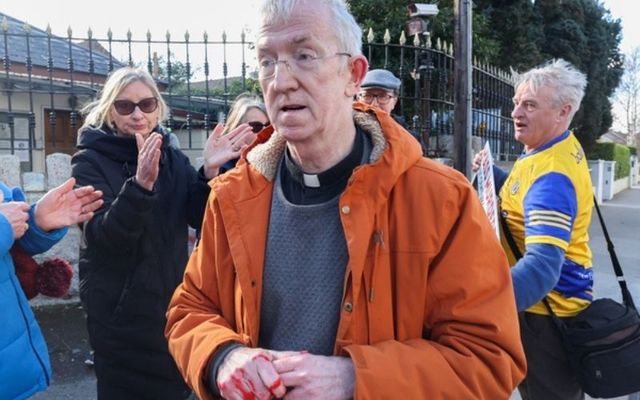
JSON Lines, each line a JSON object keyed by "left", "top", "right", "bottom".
{"left": 71, "top": 125, "right": 210, "bottom": 397}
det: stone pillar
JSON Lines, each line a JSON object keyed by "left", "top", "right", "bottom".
{"left": 588, "top": 159, "right": 604, "bottom": 205}
{"left": 45, "top": 153, "right": 72, "bottom": 190}
{"left": 22, "top": 172, "right": 46, "bottom": 204}
{"left": 33, "top": 153, "right": 81, "bottom": 299}
{"left": 0, "top": 154, "right": 22, "bottom": 188}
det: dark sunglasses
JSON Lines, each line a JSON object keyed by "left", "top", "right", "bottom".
{"left": 247, "top": 121, "right": 269, "bottom": 133}
{"left": 113, "top": 97, "right": 158, "bottom": 115}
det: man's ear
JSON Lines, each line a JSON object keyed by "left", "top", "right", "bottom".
{"left": 345, "top": 55, "right": 369, "bottom": 98}
{"left": 559, "top": 104, "right": 572, "bottom": 119}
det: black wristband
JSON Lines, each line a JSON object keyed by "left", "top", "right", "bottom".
{"left": 207, "top": 342, "right": 244, "bottom": 397}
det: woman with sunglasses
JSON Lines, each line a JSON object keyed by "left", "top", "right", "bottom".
{"left": 70, "top": 67, "right": 253, "bottom": 399}
{"left": 216, "top": 93, "right": 269, "bottom": 174}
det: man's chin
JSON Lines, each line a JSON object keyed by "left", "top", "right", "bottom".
{"left": 278, "top": 126, "right": 312, "bottom": 141}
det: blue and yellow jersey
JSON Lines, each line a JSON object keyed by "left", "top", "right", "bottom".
{"left": 499, "top": 130, "right": 593, "bottom": 316}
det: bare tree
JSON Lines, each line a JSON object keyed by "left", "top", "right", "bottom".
{"left": 615, "top": 46, "right": 640, "bottom": 147}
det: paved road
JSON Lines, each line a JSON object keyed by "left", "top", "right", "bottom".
{"left": 31, "top": 187, "right": 640, "bottom": 399}
{"left": 31, "top": 303, "right": 97, "bottom": 400}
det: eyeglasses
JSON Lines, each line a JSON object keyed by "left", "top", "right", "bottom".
{"left": 113, "top": 97, "right": 158, "bottom": 115}
{"left": 258, "top": 51, "right": 351, "bottom": 80}
{"left": 358, "top": 92, "right": 396, "bottom": 105}
{"left": 247, "top": 121, "right": 269, "bottom": 133}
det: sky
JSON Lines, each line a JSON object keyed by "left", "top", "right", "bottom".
{"left": 0, "top": 1, "right": 263, "bottom": 42}
{"left": 1, "top": 1, "right": 635, "bottom": 48}
{"left": 602, "top": 0, "right": 638, "bottom": 54}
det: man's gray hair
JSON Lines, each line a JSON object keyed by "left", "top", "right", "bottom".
{"left": 257, "top": 0, "right": 362, "bottom": 55}
{"left": 513, "top": 59, "right": 587, "bottom": 122}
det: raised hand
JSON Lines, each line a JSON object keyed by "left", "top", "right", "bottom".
{"left": 135, "top": 132, "right": 163, "bottom": 190}
{"left": 34, "top": 177, "right": 104, "bottom": 232}
{"left": 217, "top": 347, "right": 287, "bottom": 400}
{"left": 0, "top": 201, "right": 30, "bottom": 239}
{"left": 272, "top": 352, "right": 355, "bottom": 400}
{"left": 471, "top": 148, "right": 488, "bottom": 173}
{"left": 203, "top": 123, "right": 256, "bottom": 179}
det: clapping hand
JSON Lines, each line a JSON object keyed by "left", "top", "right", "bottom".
{"left": 34, "top": 177, "right": 104, "bottom": 232}
{"left": 135, "top": 132, "right": 163, "bottom": 191}
{"left": 203, "top": 123, "right": 256, "bottom": 179}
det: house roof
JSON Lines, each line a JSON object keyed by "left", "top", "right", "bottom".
{"left": 0, "top": 12, "right": 124, "bottom": 76}
{"left": 598, "top": 130, "right": 629, "bottom": 145}
{"left": 191, "top": 76, "right": 245, "bottom": 90}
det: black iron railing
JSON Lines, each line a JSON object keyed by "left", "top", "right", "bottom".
{"left": 1, "top": 14, "right": 522, "bottom": 173}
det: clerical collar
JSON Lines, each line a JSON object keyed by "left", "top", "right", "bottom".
{"left": 284, "top": 127, "right": 365, "bottom": 188}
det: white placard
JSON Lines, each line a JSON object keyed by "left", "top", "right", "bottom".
{"left": 476, "top": 142, "right": 500, "bottom": 238}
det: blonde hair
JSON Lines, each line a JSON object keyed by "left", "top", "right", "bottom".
{"left": 81, "top": 67, "right": 168, "bottom": 131}
{"left": 222, "top": 93, "right": 268, "bottom": 135}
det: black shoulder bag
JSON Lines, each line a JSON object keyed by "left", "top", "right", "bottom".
{"left": 500, "top": 200, "right": 640, "bottom": 398}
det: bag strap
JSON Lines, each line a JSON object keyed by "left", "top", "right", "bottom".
{"left": 499, "top": 212, "right": 523, "bottom": 259}
{"left": 592, "top": 195, "right": 637, "bottom": 310}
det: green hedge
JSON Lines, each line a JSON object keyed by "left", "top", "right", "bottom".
{"left": 587, "top": 142, "right": 631, "bottom": 179}
{"left": 629, "top": 146, "right": 637, "bottom": 156}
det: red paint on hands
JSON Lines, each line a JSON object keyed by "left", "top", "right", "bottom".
{"left": 231, "top": 370, "right": 256, "bottom": 400}
{"left": 268, "top": 377, "right": 283, "bottom": 393}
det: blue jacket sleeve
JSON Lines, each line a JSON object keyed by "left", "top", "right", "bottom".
{"left": 511, "top": 243, "right": 564, "bottom": 311}
{"left": 17, "top": 205, "right": 67, "bottom": 255}
{"left": 0, "top": 182, "right": 66, "bottom": 255}
{"left": 0, "top": 214, "right": 14, "bottom": 254}
{"left": 493, "top": 165, "right": 508, "bottom": 194}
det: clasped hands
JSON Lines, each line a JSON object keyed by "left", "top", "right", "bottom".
{"left": 217, "top": 347, "right": 355, "bottom": 400}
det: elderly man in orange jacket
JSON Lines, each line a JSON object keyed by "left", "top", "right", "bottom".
{"left": 165, "top": 0, "right": 526, "bottom": 399}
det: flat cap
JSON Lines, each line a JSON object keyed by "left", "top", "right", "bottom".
{"left": 361, "top": 69, "right": 401, "bottom": 91}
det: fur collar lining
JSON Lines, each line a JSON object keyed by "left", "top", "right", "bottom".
{"left": 246, "top": 110, "right": 387, "bottom": 181}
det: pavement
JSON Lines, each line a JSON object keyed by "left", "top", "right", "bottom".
{"left": 30, "top": 303, "right": 96, "bottom": 400}
{"left": 29, "top": 186, "right": 640, "bottom": 400}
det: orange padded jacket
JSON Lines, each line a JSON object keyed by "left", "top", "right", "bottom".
{"left": 166, "top": 103, "right": 526, "bottom": 400}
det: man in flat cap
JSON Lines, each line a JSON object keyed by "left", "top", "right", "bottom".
{"left": 358, "top": 69, "right": 401, "bottom": 115}
{"left": 358, "top": 68, "right": 421, "bottom": 142}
